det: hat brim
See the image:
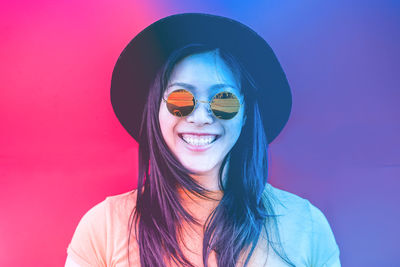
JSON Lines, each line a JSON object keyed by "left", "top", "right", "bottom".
{"left": 110, "top": 13, "right": 292, "bottom": 144}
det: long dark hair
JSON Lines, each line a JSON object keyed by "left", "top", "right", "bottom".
{"left": 128, "top": 44, "right": 294, "bottom": 267}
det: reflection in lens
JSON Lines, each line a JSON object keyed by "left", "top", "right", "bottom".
{"left": 166, "top": 89, "right": 195, "bottom": 117}
{"left": 211, "top": 92, "right": 240, "bottom": 119}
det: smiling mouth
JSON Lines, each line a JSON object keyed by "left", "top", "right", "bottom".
{"left": 178, "top": 134, "right": 220, "bottom": 146}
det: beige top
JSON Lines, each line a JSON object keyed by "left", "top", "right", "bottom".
{"left": 66, "top": 184, "right": 340, "bottom": 266}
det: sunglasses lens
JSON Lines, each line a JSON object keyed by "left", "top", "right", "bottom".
{"left": 211, "top": 92, "right": 241, "bottom": 120}
{"left": 166, "top": 89, "right": 195, "bottom": 117}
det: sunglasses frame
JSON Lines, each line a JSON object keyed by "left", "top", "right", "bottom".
{"left": 162, "top": 89, "right": 244, "bottom": 120}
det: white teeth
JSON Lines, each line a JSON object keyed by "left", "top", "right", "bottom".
{"left": 181, "top": 134, "right": 217, "bottom": 146}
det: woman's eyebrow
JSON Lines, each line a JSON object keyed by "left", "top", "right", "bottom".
{"left": 167, "top": 82, "right": 238, "bottom": 91}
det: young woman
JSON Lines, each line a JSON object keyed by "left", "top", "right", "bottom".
{"left": 66, "top": 13, "right": 340, "bottom": 267}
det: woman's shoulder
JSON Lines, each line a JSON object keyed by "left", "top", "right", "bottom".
{"left": 264, "top": 183, "right": 313, "bottom": 217}
{"left": 263, "top": 183, "right": 341, "bottom": 266}
{"left": 104, "top": 189, "right": 138, "bottom": 213}
{"left": 264, "top": 182, "right": 336, "bottom": 236}
{"left": 67, "top": 190, "right": 139, "bottom": 266}
{"left": 80, "top": 189, "right": 138, "bottom": 223}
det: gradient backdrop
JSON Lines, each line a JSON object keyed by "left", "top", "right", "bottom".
{"left": 1, "top": 0, "right": 399, "bottom": 266}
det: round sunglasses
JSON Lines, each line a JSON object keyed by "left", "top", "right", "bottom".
{"left": 162, "top": 89, "right": 243, "bottom": 120}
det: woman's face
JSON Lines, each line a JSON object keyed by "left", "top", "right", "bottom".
{"left": 158, "top": 51, "right": 246, "bottom": 179}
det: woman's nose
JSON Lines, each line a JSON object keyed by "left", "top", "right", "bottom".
{"left": 185, "top": 101, "right": 214, "bottom": 125}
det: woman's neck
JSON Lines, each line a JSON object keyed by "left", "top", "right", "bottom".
{"left": 188, "top": 157, "right": 229, "bottom": 192}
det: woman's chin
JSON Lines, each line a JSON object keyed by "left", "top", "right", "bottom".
{"left": 181, "top": 161, "right": 217, "bottom": 176}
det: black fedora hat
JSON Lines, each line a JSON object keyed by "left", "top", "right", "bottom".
{"left": 110, "top": 13, "right": 292, "bottom": 144}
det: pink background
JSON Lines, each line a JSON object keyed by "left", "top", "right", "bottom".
{"left": 1, "top": 0, "right": 399, "bottom": 266}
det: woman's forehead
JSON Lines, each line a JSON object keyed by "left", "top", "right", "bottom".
{"left": 165, "top": 52, "right": 242, "bottom": 96}
{"left": 167, "top": 81, "right": 238, "bottom": 93}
